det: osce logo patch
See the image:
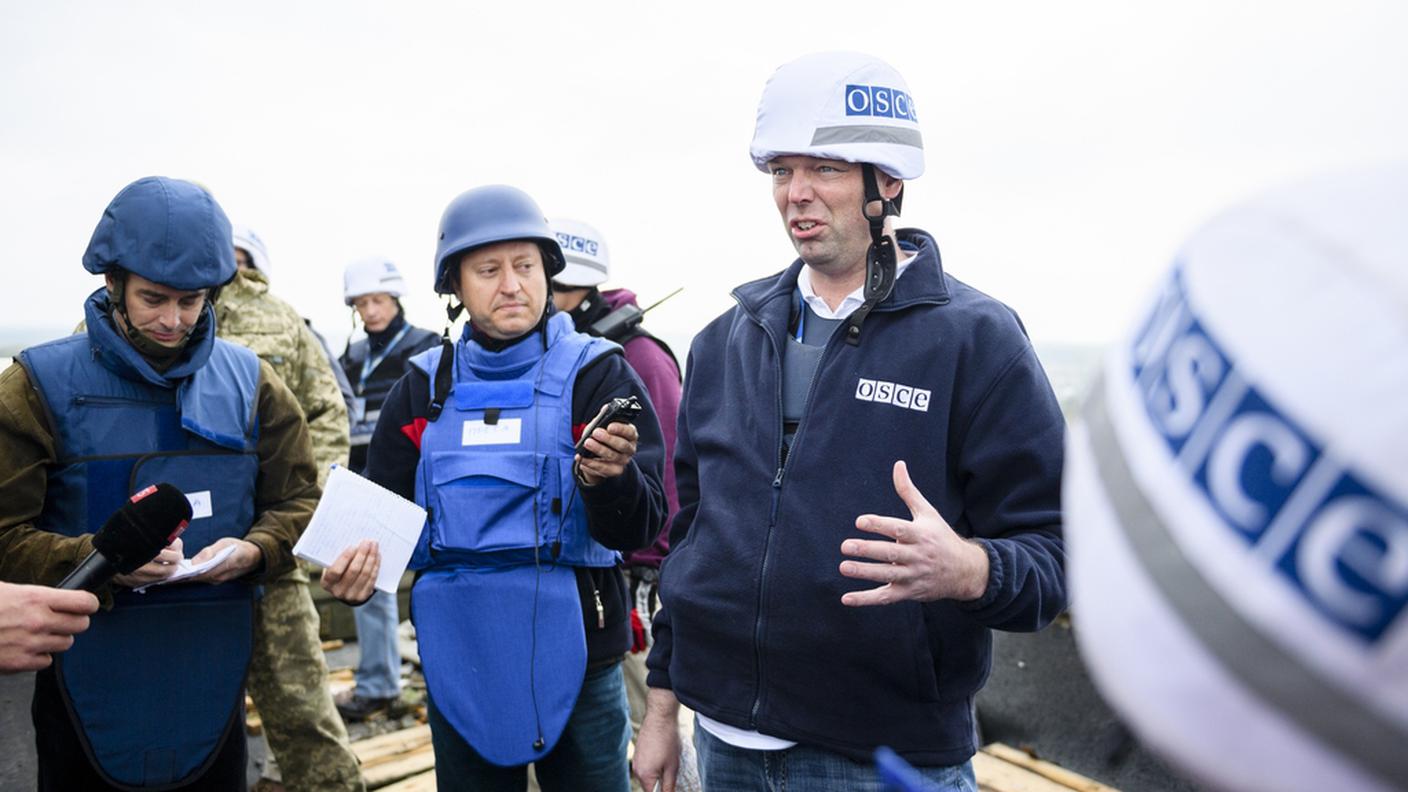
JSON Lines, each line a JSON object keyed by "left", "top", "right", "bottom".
{"left": 555, "top": 232, "right": 600, "bottom": 258}
{"left": 844, "top": 84, "right": 918, "bottom": 122}
{"left": 855, "top": 378, "right": 930, "bottom": 412}
{"left": 1132, "top": 265, "right": 1408, "bottom": 645}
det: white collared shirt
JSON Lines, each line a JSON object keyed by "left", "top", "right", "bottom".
{"left": 795, "top": 251, "right": 915, "bottom": 321}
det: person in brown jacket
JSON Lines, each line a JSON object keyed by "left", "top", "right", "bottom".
{"left": 0, "top": 176, "right": 325, "bottom": 791}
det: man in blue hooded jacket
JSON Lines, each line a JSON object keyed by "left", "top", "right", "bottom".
{"left": 0, "top": 177, "right": 328, "bottom": 791}
{"left": 634, "top": 53, "right": 1068, "bottom": 791}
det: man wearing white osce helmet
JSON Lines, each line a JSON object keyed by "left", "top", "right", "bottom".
{"left": 336, "top": 256, "right": 439, "bottom": 723}
{"left": 1066, "top": 165, "right": 1408, "bottom": 792}
{"left": 635, "top": 53, "right": 1067, "bottom": 790}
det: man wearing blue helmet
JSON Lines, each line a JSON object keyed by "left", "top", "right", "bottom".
{"left": 357, "top": 185, "right": 668, "bottom": 790}
{"left": 635, "top": 53, "right": 1067, "bottom": 791}
{"left": 0, "top": 177, "right": 339, "bottom": 791}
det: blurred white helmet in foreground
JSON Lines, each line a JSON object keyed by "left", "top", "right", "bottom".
{"left": 1065, "top": 164, "right": 1408, "bottom": 792}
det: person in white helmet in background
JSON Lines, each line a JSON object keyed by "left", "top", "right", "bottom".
{"left": 336, "top": 256, "right": 440, "bottom": 723}
{"left": 234, "top": 226, "right": 357, "bottom": 415}
{"left": 548, "top": 217, "right": 691, "bottom": 790}
{"left": 224, "top": 225, "right": 365, "bottom": 790}
{"left": 1065, "top": 164, "right": 1408, "bottom": 792}
{"left": 634, "top": 52, "right": 1067, "bottom": 791}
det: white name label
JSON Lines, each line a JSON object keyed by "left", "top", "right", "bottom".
{"left": 186, "top": 490, "right": 214, "bottom": 520}
{"left": 462, "top": 418, "right": 523, "bottom": 446}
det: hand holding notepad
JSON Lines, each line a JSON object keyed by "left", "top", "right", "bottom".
{"left": 294, "top": 466, "right": 425, "bottom": 595}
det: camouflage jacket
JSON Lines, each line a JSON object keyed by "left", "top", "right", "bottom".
{"left": 216, "top": 269, "right": 349, "bottom": 486}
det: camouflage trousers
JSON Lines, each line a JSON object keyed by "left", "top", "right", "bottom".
{"left": 249, "top": 566, "right": 366, "bottom": 791}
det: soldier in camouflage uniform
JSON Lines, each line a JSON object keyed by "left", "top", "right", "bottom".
{"left": 224, "top": 226, "right": 365, "bottom": 792}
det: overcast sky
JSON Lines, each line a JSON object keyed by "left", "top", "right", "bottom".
{"left": 3, "top": 1, "right": 1405, "bottom": 353}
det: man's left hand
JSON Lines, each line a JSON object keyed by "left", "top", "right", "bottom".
{"left": 839, "top": 460, "right": 990, "bottom": 606}
{"left": 575, "top": 404, "right": 639, "bottom": 486}
{"left": 189, "top": 538, "right": 263, "bottom": 585}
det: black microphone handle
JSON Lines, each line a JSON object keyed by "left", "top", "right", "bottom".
{"left": 56, "top": 550, "right": 119, "bottom": 592}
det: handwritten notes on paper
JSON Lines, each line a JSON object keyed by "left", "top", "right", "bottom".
{"left": 294, "top": 466, "right": 426, "bottom": 594}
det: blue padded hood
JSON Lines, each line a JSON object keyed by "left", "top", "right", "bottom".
{"left": 83, "top": 288, "right": 217, "bottom": 388}
{"left": 83, "top": 177, "right": 236, "bottom": 290}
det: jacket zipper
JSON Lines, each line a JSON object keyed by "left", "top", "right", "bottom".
{"left": 592, "top": 583, "right": 606, "bottom": 629}
{"left": 735, "top": 289, "right": 941, "bottom": 730}
{"left": 739, "top": 302, "right": 844, "bottom": 730}
{"left": 73, "top": 394, "right": 167, "bottom": 408}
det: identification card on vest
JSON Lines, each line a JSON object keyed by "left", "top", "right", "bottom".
{"left": 462, "top": 418, "right": 523, "bottom": 446}
{"left": 186, "top": 490, "right": 214, "bottom": 520}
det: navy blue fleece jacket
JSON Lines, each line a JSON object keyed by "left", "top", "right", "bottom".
{"left": 647, "top": 228, "right": 1067, "bottom": 766}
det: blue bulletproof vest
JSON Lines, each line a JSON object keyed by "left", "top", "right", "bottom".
{"left": 408, "top": 313, "right": 620, "bottom": 766}
{"left": 20, "top": 330, "right": 261, "bottom": 789}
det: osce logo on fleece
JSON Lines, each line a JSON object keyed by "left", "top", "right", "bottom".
{"left": 855, "top": 377, "right": 930, "bottom": 412}
{"left": 555, "top": 231, "right": 600, "bottom": 258}
{"left": 845, "top": 84, "right": 918, "bottom": 122}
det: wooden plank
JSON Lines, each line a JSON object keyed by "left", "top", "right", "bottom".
{"left": 378, "top": 769, "right": 436, "bottom": 792}
{"left": 362, "top": 743, "right": 434, "bottom": 789}
{"left": 982, "top": 744, "right": 1119, "bottom": 792}
{"left": 973, "top": 751, "right": 1077, "bottom": 792}
{"left": 351, "top": 724, "right": 433, "bottom": 768}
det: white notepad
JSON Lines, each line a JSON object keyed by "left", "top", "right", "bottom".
{"left": 294, "top": 465, "right": 426, "bottom": 594}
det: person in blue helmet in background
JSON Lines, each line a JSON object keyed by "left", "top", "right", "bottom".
{"left": 0, "top": 176, "right": 369, "bottom": 790}
{"left": 634, "top": 52, "right": 1067, "bottom": 791}
{"left": 354, "top": 184, "right": 669, "bottom": 791}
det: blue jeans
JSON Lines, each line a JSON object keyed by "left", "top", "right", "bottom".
{"left": 427, "top": 660, "right": 631, "bottom": 792}
{"left": 694, "top": 723, "right": 977, "bottom": 792}
{"left": 352, "top": 588, "right": 401, "bottom": 698}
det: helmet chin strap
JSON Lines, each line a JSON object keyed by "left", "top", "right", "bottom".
{"left": 843, "top": 164, "right": 901, "bottom": 347}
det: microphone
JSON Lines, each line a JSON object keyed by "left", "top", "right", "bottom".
{"left": 57, "top": 483, "right": 193, "bottom": 592}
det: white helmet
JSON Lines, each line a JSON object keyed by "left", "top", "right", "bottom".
{"left": 750, "top": 51, "right": 924, "bottom": 180}
{"left": 343, "top": 256, "right": 408, "bottom": 305}
{"left": 1065, "top": 164, "right": 1408, "bottom": 792}
{"left": 550, "top": 217, "right": 610, "bottom": 288}
{"left": 232, "top": 224, "right": 272, "bottom": 276}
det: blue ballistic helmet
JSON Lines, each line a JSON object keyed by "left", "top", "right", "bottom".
{"left": 433, "top": 185, "right": 565, "bottom": 295}
{"left": 83, "top": 177, "right": 236, "bottom": 291}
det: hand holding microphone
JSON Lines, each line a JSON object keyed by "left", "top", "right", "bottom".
{"left": 0, "top": 582, "right": 99, "bottom": 673}
{"left": 58, "top": 482, "right": 193, "bottom": 592}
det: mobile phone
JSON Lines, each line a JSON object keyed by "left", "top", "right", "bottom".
{"left": 575, "top": 396, "right": 643, "bottom": 458}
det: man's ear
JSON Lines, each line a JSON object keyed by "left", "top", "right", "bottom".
{"left": 882, "top": 174, "right": 904, "bottom": 202}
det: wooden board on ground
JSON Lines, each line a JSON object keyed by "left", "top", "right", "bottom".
{"left": 976, "top": 743, "right": 1119, "bottom": 792}
{"left": 361, "top": 743, "right": 434, "bottom": 789}
{"left": 352, "top": 724, "right": 433, "bottom": 768}
{"left": 379, "top": 769, "right": 435, "bottom": 792}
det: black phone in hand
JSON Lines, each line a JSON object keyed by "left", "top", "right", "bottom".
{"left": 576, "top": 396, "right": 643, "bottom": 458}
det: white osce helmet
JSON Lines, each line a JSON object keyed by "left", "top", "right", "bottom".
{"left": 549, "top": 217, "right": 610, "bottom": 288}
{"left": 1065, "top": 164, "right": 1408, "bottom": 792}
{"left": 232, "top": 224, "right": 272, "bottom": 276}
{"left": 343, "top": 256, "right": 408, "bottom": 305}
{"left": 749, "top": 51, "right": 924, "bottom": 181}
